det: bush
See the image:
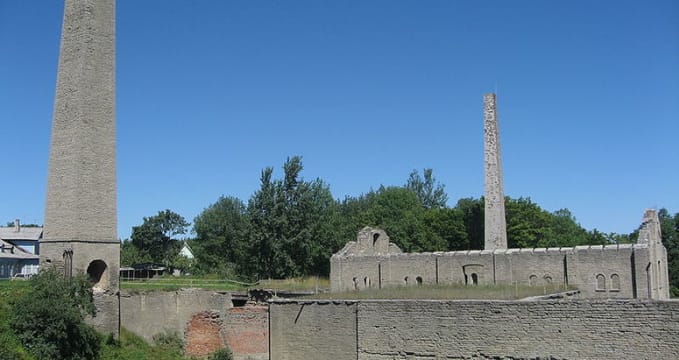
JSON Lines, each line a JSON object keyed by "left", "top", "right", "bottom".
{"left": 152, "top": 329, "right": 183, "bottom": 355}
{"left": 9, "top": 270, "right": 100, "bottom": 360}
{"left": 208, "top": 347, "right": 233, "bottom": 360}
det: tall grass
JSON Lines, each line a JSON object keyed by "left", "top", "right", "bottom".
{"left": 121, "top": 275, "right": 330, "bottom": 292}
{"left": 304, "top": 283, "right": 575, "bottom": 300}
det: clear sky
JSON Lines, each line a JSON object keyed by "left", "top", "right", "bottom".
{"left": 1, "top": 1, "right": 677, "bottom": 240}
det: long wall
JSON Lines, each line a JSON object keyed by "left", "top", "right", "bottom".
{"left": 331, "top": 227, "right": 670, "bottom": 299}
{"left": 270, "top": 299, "right": 679, "bottom": 360}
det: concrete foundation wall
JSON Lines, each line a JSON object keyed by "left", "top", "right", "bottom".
{"left": 122, "top": 290, "right": 269, "bottom": 359}
{"left": 270, "top": 299, "right": 679, "bottom": 360}
{"left": 270, "top": 301, "right": 357, "bottom": 360}
{"left": 121, "top": 289, "right": 231, "bottom": 343}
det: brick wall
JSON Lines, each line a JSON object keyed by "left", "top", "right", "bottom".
{"left": 224, "top": 305, "right": 269, "bottom": 360}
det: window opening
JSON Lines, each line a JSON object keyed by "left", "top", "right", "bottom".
{"left": 595, "top": 274, "right": 606, "bottom": 291}
{"left": 610, "top": 274, "right": 620, "bottom": 291}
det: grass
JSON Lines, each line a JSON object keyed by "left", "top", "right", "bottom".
{"left": 120, "top": 275, "right": 330, "bottom": 292}
{"left": 258, "top": 276, "right": 329, "bottom": 291}
{"left": 120, "top": 276, "right": 248, "bottom": 292}
{"left": 101, "top": 328, "right": 187, "bottom": 360}
{"left": 303, "top": 283, "right": 576, "bottom": 300}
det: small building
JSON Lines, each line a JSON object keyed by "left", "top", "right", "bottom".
{"left": 179, "top": 242, "right": 194, "bottom": 259}
{"left": 0, "top": 220, "right": 42, "bottom": 278}
{"left": 0, "top": 239, "right": 39, "bottom": 278}
{"left": 0, "top": 219, "right": 42, "bottom": 255}
{"left": 119, "top": 263, "right": 168, "bottom": 280}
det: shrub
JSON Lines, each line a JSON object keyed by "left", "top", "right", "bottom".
{"left": 9, "top": 270, "right": 100, "bottom": 360}
{"left": 208, "top": 347, "right": 233, "bottom": 360}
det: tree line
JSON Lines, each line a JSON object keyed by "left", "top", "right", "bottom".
{"left": 121, "top": 156, "right": 679, "bottom": 295}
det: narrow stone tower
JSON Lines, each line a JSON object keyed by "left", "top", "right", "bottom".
{"left": 40, "top": 0, "right": 119, "bottom": 335}
{"left": 483, "top": 93, "right": 508, "bottom": 250}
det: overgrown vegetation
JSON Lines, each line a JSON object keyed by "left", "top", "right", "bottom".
{"left": 9, "top": 270, "right": 100, "bottom": 360}
{"left": 119, "top": 157, "right": 679, "bottom": 295}
{"left": 100, "top": 328, "right": 184, "bottom": 360}
{"left": 304, "top": 283, "right": 576, "bottom": 300}
{"left": 207, "top": 348, "right": 233, "bottom": 360}
{"left": 1, "top": 279, "right": 239, "bottom": 359}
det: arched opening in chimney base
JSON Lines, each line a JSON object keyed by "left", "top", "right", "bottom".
{"left": 87, "top": 260, "right": 108, "bottom": 290}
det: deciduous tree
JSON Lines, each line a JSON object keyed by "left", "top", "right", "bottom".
{"left": 130, "top": 209, "right": 189, "bottom": 266}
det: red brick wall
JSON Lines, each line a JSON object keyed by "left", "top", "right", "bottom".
{"left": 185, "top": 311, "right": 224, "bottom": 358}
{"left": 224, "top": 305, "right": 269, "bottom": 357}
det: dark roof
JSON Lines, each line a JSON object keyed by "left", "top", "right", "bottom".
{"left": 0, "top": 239, "right": 38, "bottom": 260}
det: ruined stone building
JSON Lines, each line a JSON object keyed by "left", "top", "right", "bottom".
{"left": 331, "top": 94, "right": 670, "bottom": 300}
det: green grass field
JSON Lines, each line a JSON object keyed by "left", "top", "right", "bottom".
{"left": 303, "top": 283, "right": 575, "bottom": 300}
{"left": 120, "top": 275, "right": 329, "bottom": 292}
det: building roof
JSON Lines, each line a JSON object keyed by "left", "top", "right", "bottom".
{"left": 0, "top": 226, "right": 43, "bottom": 241}
{"left": 0, "top": 239, "right": 39, "bottom": 260}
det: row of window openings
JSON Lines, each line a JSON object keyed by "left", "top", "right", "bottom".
{"left": 352, "top": 273, "right": 622, "bottom": 290}
{"left": 351, "top": 275, "right": 425, "bottom": 290}
{"left": 596, "top": 274, "right": 620, "bottom": 292}
{"left": 528, "top": 275, "right": 553, "bottom": 286}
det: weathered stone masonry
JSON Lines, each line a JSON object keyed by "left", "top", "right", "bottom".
{"left": 484, "top": 93, "right": 508, "bottom": 251}
{"left": 270, "top": 299, "right": 679, "bottom": 360}
{"left": 331, "top": 213, "right": 670, "bottom": 300}
{"left": 121, "top": 289, "right": 269, "bottom": 360}
{"left": 41, "top": 0, "right": 120, "bottom": 335}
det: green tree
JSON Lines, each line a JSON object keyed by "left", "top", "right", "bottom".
{"left": 130, "top": 210, "right": 190, "bottom": 266}
{"left": 193, "top": 196, "right": 249, "bottom": 276}
{"left": 120, "top": 240, "right": 151, "bottom": 266}
{"left": 423, "top": 207, "right": 469, "bottom": 251}
{"left": 455, "top": 197, "right": 484, "bottom": 250}
{"left": 247, "top": 156, "right": 338, "bottom": 278}
{"left": 505, "top": 197, "right": 551, "bottom": 248}
{"left": 10, "top": 270, "right": 101, "bottom": 360}
{"left": 543, "top": 208, "right": 589, "bottom": 247}
{"left": 657, "top": 209, "right": 679, "bottom": 296}
{"left": 360, "top": 186, "right": 440, "bottom": 252}
{"left": 405, "top": 168, "right": 448, "bottom": 209}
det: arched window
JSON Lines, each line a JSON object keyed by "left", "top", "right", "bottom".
{"left": 543, "top": 275, "right": 553, "bottom": 285}
{"left": 529, "top": 275, "right": 538, "bottom": 286}
{"left": 352, "top": 277, "right": 358, "bottom": 290}
{"left": 471, "top": 273, "right": 478, "bottom": 286}
{"left": 364, "top": 276, "right": 371, "bottom": 289}
{"left": 373, "top": 233, "right": 380, "bottom": 247}
{"left": 416, "top": 276, "right": 423, "bottom": 286}
{"left": 595, "top": 274, "right": 606, "bottom": 291}
{"left": 87, "top": 260, "right": 108, "bottom": 290}
{"left": 404, "top": 276, "right": 409, "bottom": 286}
{"left": 63, "top": 249, "right": 73, "bottom": 279}
{"left": 610, "top": 274, "right": 620, "bottom": 291}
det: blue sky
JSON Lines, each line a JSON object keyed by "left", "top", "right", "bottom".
{"left": 1, "top": 1, "right": 677, "bottom": 240}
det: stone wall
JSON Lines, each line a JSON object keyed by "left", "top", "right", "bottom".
{"left": 270, "top": 301, "right": 357, "bottom": 360}
{"left": 270, "top": 299, "right": 679, "bottom": 360}
{"left": 332, "top": 230, "right": 669, "bottom": 300}
{"left": 121, "top": 290, "right": 269, "bottom": 359}
{"left": 121, "top": 289, "right": 231, "bottom": 343}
